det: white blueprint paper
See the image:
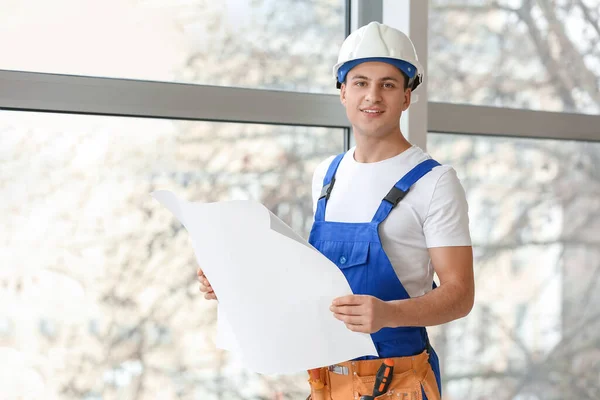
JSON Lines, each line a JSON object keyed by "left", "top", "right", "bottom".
{"left": 151, "top": 190, "right": 377, "bottom": 374}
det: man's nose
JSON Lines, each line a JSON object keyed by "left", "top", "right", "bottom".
{"left": 365, "top": 85, "right": 383, "bottom": 103}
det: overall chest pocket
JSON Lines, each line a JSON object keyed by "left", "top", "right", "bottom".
{"left": 314, "top": 241, "right": 371, "bottom": 294}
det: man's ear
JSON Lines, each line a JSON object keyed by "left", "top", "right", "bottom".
{"left": 340, "top": 83, "right": 347, "bottom": 106}
{"left": 402, "top": 88, "right": 412, "bottom": 111}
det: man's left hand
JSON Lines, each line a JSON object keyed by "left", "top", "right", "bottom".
{"left": 330, "top": 295, "right": 392, "bottom": 334}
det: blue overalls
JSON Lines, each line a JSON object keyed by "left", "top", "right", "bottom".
{"left": 308, "top": 153, "right": 443, "bottom": 398}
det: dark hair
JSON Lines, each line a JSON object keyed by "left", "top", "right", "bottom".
{"left": 400, "top": 70, "right": 410, "bottom": 90}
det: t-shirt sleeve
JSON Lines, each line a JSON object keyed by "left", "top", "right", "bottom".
{"left": 311, "top": 156, "right": 336, "bottom": 215}
{"left": 423, "top": 167, "right": 472, "bottom": 248}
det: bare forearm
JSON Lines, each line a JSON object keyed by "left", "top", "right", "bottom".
{"left": 385, "top": 281, "right": 474, "bottom": 327}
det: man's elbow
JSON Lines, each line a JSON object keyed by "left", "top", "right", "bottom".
{"left": 458, "top": 286, "right": 475, "bottom": 318}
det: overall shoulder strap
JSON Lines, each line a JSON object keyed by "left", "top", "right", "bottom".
{"left": 371, "top": 159, "right": 441, "bottom": 224}
{"left": 314, "top": 153, "right": 345, "bottom": 222}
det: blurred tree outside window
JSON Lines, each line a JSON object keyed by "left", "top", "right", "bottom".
{"left": 0, "top": 0, "right": 345, "bottom": 93}
{"left": 2, "top": 0, "right": 600, "bottom": 399}
{"left": 0, "top": 110, "right": 343, "bottom": 399}
{"left": 428, "top": 133, "right": 600, "bottom": 400}
{"left": 429, "top": 0, "right": 600, "bottom": 114}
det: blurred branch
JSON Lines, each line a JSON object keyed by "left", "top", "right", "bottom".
{"left": 578, "top": 260, "right": 600, "bottom": 313}
{"left": 515, "top": 0, "right": 577, "bottom": 109}
{"left": 473, "top": 238, "right": 600, "bottom": 251}
{"left": 575, "top": 0, "right": 600, "bottom": 38}
{"left": 537, "top": 0, "right": 600, "bottom": 106}
{"left": 432, "top": 1, "right": 518, "bottom": 13}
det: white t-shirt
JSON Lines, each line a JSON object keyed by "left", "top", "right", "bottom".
{"left": 311, "top": 146, "right": 471, "bottom": 298}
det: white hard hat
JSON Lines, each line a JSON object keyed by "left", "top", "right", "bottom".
{"left": 333, "top": 21, "right": 424, "bottom": 91}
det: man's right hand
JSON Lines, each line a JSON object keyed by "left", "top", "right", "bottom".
{"left": 197, "top": 268, "right": 218, "bottom": 300}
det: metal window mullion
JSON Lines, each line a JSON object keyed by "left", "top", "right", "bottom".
{"left": 345, "top": 0, "right": 353, "bottom": 36}
{"left": 344, "top": 0, "right": 355, "bottom": 150}
{"left": 0, "top": 69, "right": 350, "bottom": 129}
{"left": 383, "top": 0, "right": 430, "bottom": 150}
{"left": 346, "top": 0, "right": 385, "bottom": 150}
{"left": 428, "top": 102, "right": 600, "bottom": 142}
{"left": 352, "top": 0, "right": 383, "bottom": 28}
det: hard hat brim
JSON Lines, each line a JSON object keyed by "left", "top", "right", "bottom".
{"left": 334, "top": 57, "right": 422, "bottom": 90}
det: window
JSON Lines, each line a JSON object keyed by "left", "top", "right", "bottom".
{"left": 429, "top": 0, "right": 600, "bottom": 114}
{"left": 0, "top": 0, "right": 346, "bottom": 94}
{"left": 0, "top": 110, "right": 344, "bottom": 399}
{"left": 428, "top": 132, "right": 600, "bottom": 400}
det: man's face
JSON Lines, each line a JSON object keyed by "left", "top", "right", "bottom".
{"left": 340, "top": 61, "right": 411, "bottom": 139}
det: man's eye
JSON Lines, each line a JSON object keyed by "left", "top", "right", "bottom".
{"left": 383, "top": 83, "right": 395, "bottom": 88}
{"left": 355, "top": 81, "right": 366, "bottom": 87}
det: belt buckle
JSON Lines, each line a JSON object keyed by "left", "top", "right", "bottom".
{"left": 328, "top": 365, "right": 349, "bottom": 375}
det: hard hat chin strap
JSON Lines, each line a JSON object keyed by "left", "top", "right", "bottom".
{"left": 410, "top": 75, "right": 421, "bottom": 91}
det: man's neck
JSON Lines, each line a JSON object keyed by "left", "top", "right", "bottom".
{"left": 353, "top": 130, "right": 413, "bottom": 163}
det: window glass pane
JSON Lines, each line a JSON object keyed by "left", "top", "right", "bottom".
{"left": 429, "top": 0, "right": 600, "bottom": 114}
{"left": 0, "top": 110, "right": 343, "bottom": 399}
{"left": 0, "top": 0, "right": 345, "bottom": 94}
{"left": 428, "top": 132, "right": 600, "bottom": 399}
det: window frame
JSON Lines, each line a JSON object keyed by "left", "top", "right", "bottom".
{"left": 381, "top": 0, "right": 599, "bottom": 146}
{"left": 0, "top": 0, "right": 599, "bottom": 147}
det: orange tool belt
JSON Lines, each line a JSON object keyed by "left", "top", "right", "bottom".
{"left": 307, "top": 350, "right": 440, "bottom": 400}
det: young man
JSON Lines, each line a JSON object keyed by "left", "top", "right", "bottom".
{"left": 199, "top": 21, "right": 474, "bottom": 400}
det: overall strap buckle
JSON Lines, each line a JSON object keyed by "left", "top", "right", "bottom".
{"left": 319, "top": 176, "right": 336, "bottom": 200}
{"left": 383, "top": 186, "right": 408, "bottom": 208}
